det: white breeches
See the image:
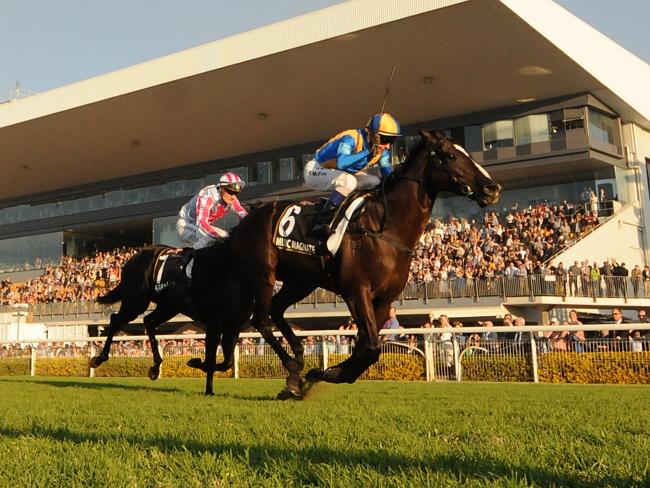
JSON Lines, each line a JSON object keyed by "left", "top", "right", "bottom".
{"left": 176, "top": 218, "right": 218, "bottom": 249}
{"left": 304, "top": 159, "right": 380, "bottom": 196}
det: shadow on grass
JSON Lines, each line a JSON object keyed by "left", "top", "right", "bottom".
{"left": 0, "top": 378, "right": 182, "bottom": 393}
{"left": 0, "top": 377, "right": 280, "bottom": 400}
{"left": 0, "top": 424, "right": 637, "bottom": 487}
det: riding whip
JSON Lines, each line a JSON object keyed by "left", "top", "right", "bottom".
{"left": 379, "top": 65, "right": 397, "bottom": 115}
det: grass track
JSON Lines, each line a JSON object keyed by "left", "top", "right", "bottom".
{"left": 0, "top": 377, "right": 648, "bottom": 487}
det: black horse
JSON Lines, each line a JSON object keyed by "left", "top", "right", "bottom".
{"left": 196, "top": 130, "right": 501, "bottom": 397}
{"left": 92, "top": 242, "right": 252, "bottom": 388}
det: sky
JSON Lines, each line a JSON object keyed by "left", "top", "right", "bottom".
{"left": 1, "top": 0, "right": 649, "bottom": 95}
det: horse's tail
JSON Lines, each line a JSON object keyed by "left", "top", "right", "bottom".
{"left": 97, "top": 282, "right": 123, "bottom": 304}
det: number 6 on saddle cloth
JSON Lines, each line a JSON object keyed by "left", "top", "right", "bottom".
{"left": 273, "top": 194, "right": 369, "bottom": 257}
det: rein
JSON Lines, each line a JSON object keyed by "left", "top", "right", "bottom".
{"left": 349, "top": 159, "right": 429, "bottom": 257}
{"left": 349, "top": 139, "right": 474, "bottom": 257}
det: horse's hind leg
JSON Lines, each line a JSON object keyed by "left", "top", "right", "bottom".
{"left": 250, "top": 276, "right": 303, "bottom": 396}
{"left": 270, "top": 282, "right": 316, "bottom": 371}
{"left": 90, "top": 298, "right": 149, "bottom": 368}
{"left": 143, "top": 305, "right": 178, "bottom": 380}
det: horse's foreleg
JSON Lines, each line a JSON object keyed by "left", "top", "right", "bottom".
{"left": 308, "top": 295, "right": 387, "bottom": 384}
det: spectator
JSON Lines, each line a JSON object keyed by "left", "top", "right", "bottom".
{"left": 643, "top": 265, "right": 650, "bottom": 298}
{"left": 437, "top": 314, "right": 454, "bottom": 367}
{"left": 629, "top": 330, "right": 644, "bottom": 353}
{"left": 547, "top": 317, "right": 568, "bottom": 352}
{"left": 383, "top": 306, "right": 401, "bottom": 342}
{"left": 631, "top": 265, "right": 643, "bottom": 298}
{"left": 568, "top": 260, "right": 580, "bottom": 296}
{"left": 567, "top": 309, "right": 585, "bottom": 352}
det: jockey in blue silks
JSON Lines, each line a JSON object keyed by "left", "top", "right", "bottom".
{"left": 303, "top": 113, "right": 401, "bottom": 237}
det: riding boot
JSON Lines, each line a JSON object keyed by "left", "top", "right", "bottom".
{"left": 310, "top": 200, "right": 339, "bottom": 238}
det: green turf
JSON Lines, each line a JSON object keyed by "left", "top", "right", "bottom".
{"left": 0, "top": 377, "right": 648, "bottom": 487}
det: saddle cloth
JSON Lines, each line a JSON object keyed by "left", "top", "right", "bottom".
{"left": 152, "top": 248, "right": 192, "bottom": 292}
{"left": 273, "top": 195, "right": 368, "bottom": 256}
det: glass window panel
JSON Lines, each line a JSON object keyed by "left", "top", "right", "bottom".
{"left": 463, "top": 125, "right": 483, "bottom": 152}
{"left": 514, "top": 114, "right": 549, "bottom": 145}
{"left": 278, "top": 157, "right": 295, "bottom": 182}
{"left": 588, "top": 108, "right": 615, "bottom": 144}
{"left": 0, "top": 232, "right": 63, "bottom": 273}
{"left": 482, "top": 120, "right": 514, "bottom": 149}
{"left": 249, "top": 161, "right": 271, "bottom": 186}
{"left": 153, "top": 215, "right": 183, "bottom": 247}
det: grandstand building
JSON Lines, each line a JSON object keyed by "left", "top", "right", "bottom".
{"left": 1, "top": 0, "right": 650, "bottom": 330}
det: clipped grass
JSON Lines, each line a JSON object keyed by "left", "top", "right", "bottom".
{"left": 0, "top": 377, "right": 648, "bottom": 487}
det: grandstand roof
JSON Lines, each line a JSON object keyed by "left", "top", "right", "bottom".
{"left": 1, "top": 0, "right": 649, "bottom": 204}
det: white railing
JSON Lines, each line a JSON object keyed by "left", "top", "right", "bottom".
{"left": 1, "top": 324, "right": 649, "bottom": 384}
{"left": 0, "top": 85, "right": 36, "bottom": 104}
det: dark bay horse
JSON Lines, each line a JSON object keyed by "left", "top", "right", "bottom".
{"left": 92, "top": 242, "right": 252, "bottom": 387}
{"left": 214, "top": 130, "right": 501, "bottom": 396}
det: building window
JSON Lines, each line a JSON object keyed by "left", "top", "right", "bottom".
{"left": 514, "top": 114, "right": 549, "bottom": 145}
{"left": 0, "top": 232, "right": 63, "bottom": 273}
{"left": 482, "top": 120, "right": 514, "bottom": 149}
{"left": 249, "top": 161, "right": 271, "bottom": 186}
{"left": 588, "top": 108, "right": 615, "bottom": 144}
{"left": 463, "top": 125, "right": 483, "bottom": 152}
{"left": 277, "top": 157, "right": 295, "bottom": 182}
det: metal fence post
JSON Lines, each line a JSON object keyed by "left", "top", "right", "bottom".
{"left": 89, "top": 346, "right": 95, "bottom": 378}
{"left": 452, "top": 336, "right": 461, "bottom": 382}
{"left": 157, "top": 343, "right": 164, "bottom": 379}
{"left": 233, "top": 343, "right": 240, "bottom": 379}
{"left": 530, "top": 333, "right": 539, "bottom": 383}
{"left": 30, "top": 347, "right": 36, "bottom": 377}
{"left": 424, "top": 334, "right": 434, "bottom": 381}
{"left": 321, "top": 335, "right": 328, "bottom": 371}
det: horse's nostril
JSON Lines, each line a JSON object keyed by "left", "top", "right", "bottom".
{"left": 483, "top": 183, "right": 501, "bottom": 196}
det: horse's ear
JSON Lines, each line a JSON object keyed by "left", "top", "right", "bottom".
{"left": 419, "top": 129, "right": 444, "bottom": 145}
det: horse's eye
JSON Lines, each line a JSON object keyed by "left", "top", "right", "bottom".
{"left": 447, "top": 154, "right": 456, "bottom": 160}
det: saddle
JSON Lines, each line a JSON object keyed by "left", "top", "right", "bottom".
{"left": 273, "top": 192, "right": 370, "bottom": 257}
{"left": 152, "top": 247, "right": 194, "bottom": 292}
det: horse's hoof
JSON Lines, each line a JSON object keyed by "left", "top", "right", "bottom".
{"left": 305, "top": 368, "right": 325, "bottom": 382}
{"left": 148, "top": 367, "right": 160, "bottom": 381}
{"left": 276, "top": 387, "right": 303, "bottom": 401}
{"left": 187, "top": 358, "right": 205, "bottom": 371}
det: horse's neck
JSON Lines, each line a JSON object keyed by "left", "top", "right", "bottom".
{"left": 383, "top": 155, "right": 436, "bottom": 248}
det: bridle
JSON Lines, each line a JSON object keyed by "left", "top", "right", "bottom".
{"left": 427, "top": 140, "right": 475, "bottom": 198}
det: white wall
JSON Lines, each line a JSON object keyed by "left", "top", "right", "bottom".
{"left": 549, "top": 203, "right": 645, "bottom": 269}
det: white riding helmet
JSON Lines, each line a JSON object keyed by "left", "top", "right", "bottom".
{"left": 217, "top": 172, "right": 245, "bottom": 193}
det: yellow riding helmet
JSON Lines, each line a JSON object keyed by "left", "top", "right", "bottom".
{"left": 367, "top": 113, "right": 401, "bottom": 137}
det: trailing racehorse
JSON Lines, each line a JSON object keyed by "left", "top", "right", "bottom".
{"left": 198, "top": 130, "right": 500, "bottom": 397}
{"left": 92, "top": 242, "right": 252, "bottom": 391}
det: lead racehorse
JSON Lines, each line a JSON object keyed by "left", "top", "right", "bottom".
{"left": 194, "top": 130, "right": 501, "bottom": 397}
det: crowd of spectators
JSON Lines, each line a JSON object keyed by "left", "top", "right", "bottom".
{"left": 408, "top": 200, "right": 601, "bottom": 285}
{"left": 0, "top": 247, "right": 136, "bottom": 306}
{"left": 0, "top": 198, "right": 643, "bottom": 309}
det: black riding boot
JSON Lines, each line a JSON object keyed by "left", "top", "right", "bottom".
{"left": 310, "top": 201, "right": 338, "bottom": 238}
